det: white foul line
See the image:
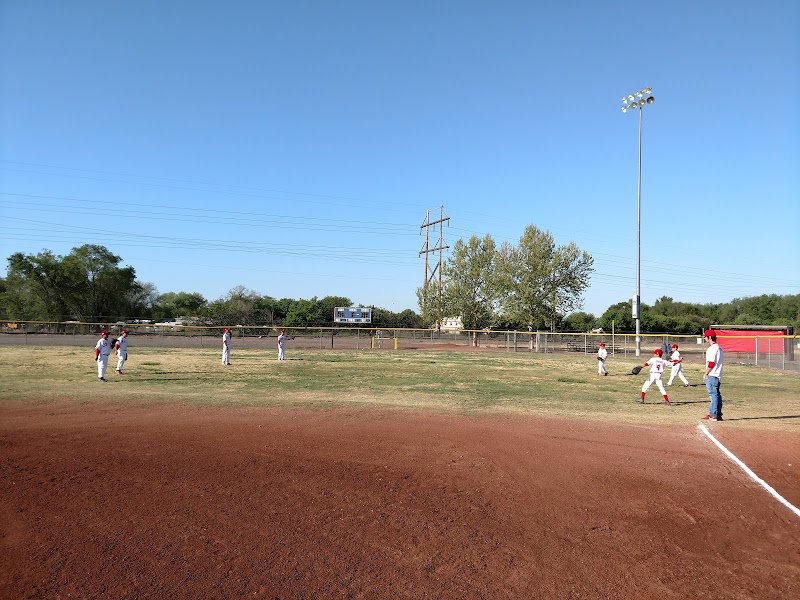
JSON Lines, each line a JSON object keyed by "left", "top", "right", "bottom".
{"left": 698, "top": 423, "right": 800, "bottom": 518}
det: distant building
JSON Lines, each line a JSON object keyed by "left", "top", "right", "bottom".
{"left": 438, "top": 316, "right": 463, "bottom": 332}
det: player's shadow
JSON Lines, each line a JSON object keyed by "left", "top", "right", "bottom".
{"left": 663, "top": 399, "right": 707, "bottom": 406}
{"left": 723, "top": 415, "right": 800, "bottom": 421}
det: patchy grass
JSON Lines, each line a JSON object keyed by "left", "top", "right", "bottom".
{"left": 0, "top": 347, "right": 798, "bottom": 429}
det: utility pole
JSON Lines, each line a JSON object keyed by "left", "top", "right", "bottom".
{"left": 419, "top": 206, "right": 450, "bottom": 296}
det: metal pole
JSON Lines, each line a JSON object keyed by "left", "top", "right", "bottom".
{"left": 635, "top": 105, "right": 643, "bottom": 357}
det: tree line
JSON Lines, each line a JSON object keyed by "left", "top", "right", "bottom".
{"left": 1, "top": 243, "right": 797, "bottom": 333}
{"left": 0, "top": 245, "right": 421, "bottom": 328}
{"left": 416, "top": 225, "right": 595, "bottom": 341}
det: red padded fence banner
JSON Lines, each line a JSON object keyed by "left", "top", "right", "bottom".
{"left": 715, "top": 329, "right": 785, "bottom": 353}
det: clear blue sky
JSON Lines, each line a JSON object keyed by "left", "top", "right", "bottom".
{"left": 1, "top": 1, "right": 798, "bottom": 317}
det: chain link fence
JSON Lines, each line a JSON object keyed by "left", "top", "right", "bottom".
{"left": 2, "top": 321, "right": 798, "bottom": 372}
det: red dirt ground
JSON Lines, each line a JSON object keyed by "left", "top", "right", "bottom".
{"left": 1, "top": 402, "right": 798, "bottom": 599}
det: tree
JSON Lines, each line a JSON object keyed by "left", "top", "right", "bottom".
{"left": 206, "top": 286, "right": 262, "bottom": 325}
{"left": 153, "top": 291, "right": 208, "bottom": 321}
{"left": 317, "top": 296, "right": 352, "bottom": 326}
{"left": 125, "top": 282, "right": 159, "bottom": 320}
{"left": 5, "top": 250, "right": 75, "bottom": 319}
{"left": 416, "top": 279, "right": 448, "bottom": 329}
{"left": 562, "top": 311, "right": 597, "bottom": 332}
{"left": 4, "top": 245, "right": 137, "bottom": 321}
{"left": 63, "top": 245, "right": 138, "bottom": 319}
{"left": 496, "top": 225, "right": 556, "bottom": 332}
{"left": 283, "top": 297, "right": 324, "bottom": 327}
{"left": 543, "top": 242, "right": 594, "bottom": 332}
{"left": 598, "top": 301, "right": 636, "bottom": 332}
{"left": 441, "top": 234, "right": 498, "bottom": 345}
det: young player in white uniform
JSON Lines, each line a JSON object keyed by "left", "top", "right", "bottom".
{"left": 638, "top": 348, "right": 671, "bottom": 404}
{"left": 596, "top": 342, "right": 608, "bottom": 376}
{"left": 667, "top": 343, "right": 689, "bottom": 386}
{"left": 95, "top": 330, "right": 112, "bottom": 382}
{"left": 115, "top": 329, "right": 129, "bottom": 374}
{"left": 277, "top": 329, "right": 287, "bottom": 360}
{"left": 222, "top": 328, "right": 231, "bottom": 365}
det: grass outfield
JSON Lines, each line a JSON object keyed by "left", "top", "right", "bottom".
{"left": 1, "top": 346, "right": 798, "bottom": 427}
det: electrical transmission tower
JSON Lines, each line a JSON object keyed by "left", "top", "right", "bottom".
{"left": 419, "top": 206, "right": 450, "bottom": 294}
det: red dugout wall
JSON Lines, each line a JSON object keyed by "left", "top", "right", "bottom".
{"left": 711, "top": 326, "right": 793, "bottom": 356}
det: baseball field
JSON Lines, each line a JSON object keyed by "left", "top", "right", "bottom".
{"left": 1, "top": 344, "right": 799, "bottom": 598}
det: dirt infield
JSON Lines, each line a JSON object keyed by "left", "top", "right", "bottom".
{"left": 1, "top": 402, "right": 798, "bottom": 599}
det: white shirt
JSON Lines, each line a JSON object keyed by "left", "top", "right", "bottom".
{"left": 644, "top": 356, "right": 670, "bottom": 376}
{"left": 705, "top": 343, "right": 723, "bottom": 378}
{"left": 597, "top": 348, "right": 607, "bottom": 360}
{"left": 116, "top": 336, "right": 128, "bottom": 353}
{"left": 95, "top": 338, "right": 111, "bottom": 356}
{"left": 670, "top": 350, "right": 681, "bottom": 365}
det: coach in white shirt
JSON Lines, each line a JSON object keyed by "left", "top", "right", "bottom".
{"left": 702, "top": 329, "right": 724, "bottom": 421}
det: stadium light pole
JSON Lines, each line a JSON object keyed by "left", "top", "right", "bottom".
{"left": 621, "top": 87, "right": 654, "bottom": 357}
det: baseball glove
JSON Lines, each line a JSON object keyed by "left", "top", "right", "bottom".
{"left": 631, "top": 365, "right": 643, "bottom": 375}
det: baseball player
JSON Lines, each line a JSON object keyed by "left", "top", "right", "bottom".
{"left": 222, "top": 328, "right": 231, "bottom": 365}
{"left": 277, "top": 329, "right": 288, "bottom": 360}
{"left": 667, "top": 343, "right": 689, "bottom": 386}
{"left": 637, "top": 348, "right": 671, "bottom": 404}
{"left": 95, "top": 330, "right": 112, "bottom": 382}
{"left": 597, "top": 342, "right": 608, "bottom": 376}
{"left": 114, "top": 329, "right": 129, "bottom": 374}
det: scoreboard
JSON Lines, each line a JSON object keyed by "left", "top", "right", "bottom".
{"left": 334, "top": 307, "right": 372, "bottom": 323}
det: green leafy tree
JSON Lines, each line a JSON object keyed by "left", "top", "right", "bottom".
{"left": 598, "top": 301, "right": 636, "bottom": 332}
{"left": 153, "top": 291, "right": 207, "bottom": 321}
{"left": 5, "top": 245, "right": 137, "bottom": 321}
{"left": 396, "top": 308, "right": 423, "bottom": 329}
{"left": 5, "top": 250, "right": 76, "bottom": 319}
{"left": 317, "top": 296, "right": 352, "bottom": 326}
{"left": 416, "top": 279, "right": 448, "bottom": 329}
{"left": 283, "top": 297, "right": 324, "bottom": 327}
{"left": 124, "top": 282, "right": 159, "bottom": 320}
{"left": 205, "top": 286, "right": 263, "bottom": 326}
{"left": 543, "top": 242, "right": 594, "bottom": 332}
{"left": 495, "top": 225, "right": 556, "bottom": 332}
{"left": 440, "top": 234, "right": 498, "bottom": 345}
{"left": 65, "top": 245, "right": 137, "bottom": 319}
{"left": 562, "top": 311, "right": 597, "bottom": 332}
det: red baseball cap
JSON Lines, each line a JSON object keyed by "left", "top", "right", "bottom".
{"left": 100, "top": 330, "right": 108, "bottom": 335}
{"left": 704, "top": 329, "right": 715, "bottom": 337}
{"left": 598, "top": 342, "right": 605, "bottom": 347}
{"left": 121, "top": 329, "right": 127, "bottom": 334}
{"left": 670, "top": 344, "right": 678, "bottom": 348}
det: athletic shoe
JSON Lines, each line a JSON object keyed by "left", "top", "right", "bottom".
{"left": 667, "top": 383, "right": 672, "bottom": 386}
{"left": 98, "top": 377, "right": 107, "bottom": 382}
{"left": 603, "top": 372, "right": 607, "bottom": 376}
{"left": 662, "top": 399, "right": 670, "bottom": 404}
{"left": 702, "top": 414, "right": 717, "bottom": 421}
{"left": 684, "top": 384, "right": 689, "bottom": 387}
{"left": 636, "top": 398, "right": 644, "bottom": 403}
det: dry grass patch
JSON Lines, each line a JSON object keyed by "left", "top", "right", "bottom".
{"left": 0, "top": 347, "right": 797, "bottom": 429}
